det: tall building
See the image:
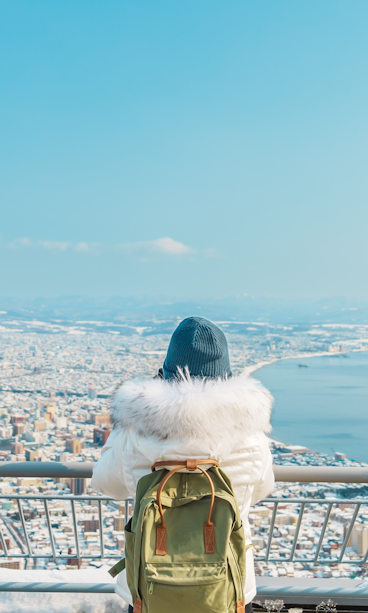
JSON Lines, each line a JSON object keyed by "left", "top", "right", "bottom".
{"left": 352, "top": 524, "right": 368, "bottom": 555}
{"left": 70, "top": 478, "right": 86, "bottom": 495}
{"left": 114, "top": 516, "right": 125, "bottom": 532}
{"left": 88, "top": 379, "right": 96, "bottom": 400}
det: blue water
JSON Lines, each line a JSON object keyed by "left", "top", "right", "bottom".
{"left": 255, "top": 351, "right": 368, "bottom": 463}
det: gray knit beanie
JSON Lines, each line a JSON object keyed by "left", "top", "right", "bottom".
{"left": 162, "top": 316, "right": 232, "bottom": 380}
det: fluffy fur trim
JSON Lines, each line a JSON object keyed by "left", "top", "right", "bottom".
{"left": 110, "top": 373, "right": 273, "bottom": 445}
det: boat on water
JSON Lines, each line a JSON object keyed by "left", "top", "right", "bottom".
{"left": 298, "top": 363, "right": 309, "bottom": 368}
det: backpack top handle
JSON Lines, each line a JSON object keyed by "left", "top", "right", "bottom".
{"left": 152, "top": 459, "right": 219, "bottom": 557}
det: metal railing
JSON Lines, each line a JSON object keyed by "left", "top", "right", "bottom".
{"left": 0, "top": 493, "right": 133, "bottom": 562}
{"left": 1, "top": 461, "right": 368, "bottom": 482}
{"left": 1, "top": 462, "right": 368, "bottom": 600}
{"left": 253, "top": 497, "right": 368, "bottom": 566}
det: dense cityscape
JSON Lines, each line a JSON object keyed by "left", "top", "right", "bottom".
{"left": 0, "top": 314, "right": 368, "bottom": 581}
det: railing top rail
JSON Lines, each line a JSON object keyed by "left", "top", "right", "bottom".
{"left": 0, "top": 493, "right": 114, "bottom": 501}
{"left": 0, "top": 494, "right": 366, "bottom": 503}
{"left": 262, "top": 497, "right": 368, "bottom": 503}
{"left": 274, "top": 465, "right": 368, "bottom": 483}
{"left": 0, "top": 461, "right": 94, "bottom": 478}
{"left": 0, "top": 461, "right": 368, "bottom": 483}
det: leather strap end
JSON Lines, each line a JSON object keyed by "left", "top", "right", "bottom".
{"left": 133, "top": 597, "right": 142, "bottom": 613}
{"left": 204, "top": 522, "right": 216, "bottom": 554}
{"left": 156, "top": 524, "right": 167, "bottom": 555}
{"left": 236, "top": 600, "right": 245, "bottom": 613}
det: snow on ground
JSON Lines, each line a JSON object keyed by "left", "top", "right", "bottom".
{"left": 0, "top": 568, "right": 128, "bottom": 613}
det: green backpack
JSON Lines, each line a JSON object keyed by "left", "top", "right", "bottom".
{"left": 109, "top": 459, "right": 247, "bottom": 613}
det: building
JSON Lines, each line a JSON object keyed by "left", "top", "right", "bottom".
{"left": 70, "top": 478, "right": 86, "bottom": 495}
{"left": 56, "top": 416, "right": 67, "bottom": 429}
{"left": 0, "top": 437, "right": 16, "bottom": 450}
{"left": 93, "top": 428, "right": 111, "bottom": 446}
{"left": 335, "top": 452, "right": 347, "bottom": 461}
{"left": 47, "top": 403, "right": 58, "bottom": 415}
{"left": 25, "top": 448, "right": 39, "bottom": 462}
{"left": 17, "top": 477, "right": 41, "bottom": 487}
{"left": 0, "top": 561, "right": 21, "bottom": 569}
{"left": 34, "top": 420, "right": 46, "bottom": 431}
{"left": 84, "top": 518, "right": 99, "bottom": 532}
{"left": 11, "top": 415, "right": 24, "bottom": 425}
{"left": 56, "top": 452, "right": 69, "bottom": 462}
{"left": 352, "top": 524, "right": 368, "bottom": 555}
{"left": 0, "top": 538, "right": 10, "bottom": 551}
{"left": 114, "top": 516, "right": 125, "bottom": 532}
{"left": 65, "top": 439, "right": 82, "bottom": 455}
{"left": 89, "top": 412, "right": 110, "bottom": 426}
{"left": 12, "top": 423, "right": 25, "bottom": 436}
{"left": 10, "top": 441, "right": 24, "bottom": 455}
{"left": 275, "top": 514, "right": 294, "bottom": 527}
{"left": 66, "top": 547, "right": 81, "bottom": 568}
{"left": 115, "top": 535, "right": 125, "bottom": 549}
{"left": 0, "top": 426, "right": 13, "bottom": 438}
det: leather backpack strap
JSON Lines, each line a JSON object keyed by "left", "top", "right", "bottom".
{"left": 153, "top": 459, "right": 218, "bottom": 556}
{"left": 151, "top": 458, "right": 219, "bottom": 471}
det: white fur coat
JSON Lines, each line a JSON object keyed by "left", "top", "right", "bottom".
{"left": 91, "top": 374, "right": 275, "bottom": 605}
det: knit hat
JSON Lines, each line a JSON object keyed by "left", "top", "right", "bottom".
{"left": 162, "top": 316, "right": 232, "bottom": 380}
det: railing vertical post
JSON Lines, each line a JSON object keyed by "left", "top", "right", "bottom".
{"left": 338, "top": 503, "right": 361, "bottom": 563}
{"left": 16, "top": 499, "right": 32, "bottom": 557}
{"left": 98, "top": 499, "right": 104, "bottom": 559}
{"left": 70, "top": 499, "right": 81, "bottom": 559}
{"left": 265, "top": 502, "right": 278, "bottom": 562}
{"left": 289, "top": 502, "right": 305, "bottom": 561}
{"left": 43, "top": 499, "right": 57, "bottom": 560}
{"left": 313, "top": 502, "right": 333, "bottom": 564}
{"left": 0, "top": 527, "right": 9, "bottom": 557}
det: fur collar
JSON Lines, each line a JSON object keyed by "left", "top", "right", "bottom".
{"left": 110, "top": 373, "right": 273, "bottom": 445}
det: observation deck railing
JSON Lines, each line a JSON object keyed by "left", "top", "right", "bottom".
{"left": 0, "top": 462, "right": 368, "bottom": 604}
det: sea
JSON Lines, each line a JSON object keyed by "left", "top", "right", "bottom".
{"left": 255, "top": 350, "right": 368, "bottom": 464}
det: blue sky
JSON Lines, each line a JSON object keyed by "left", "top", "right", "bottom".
{"left": 1, "top": 0, "right": 368, "bottom": 300}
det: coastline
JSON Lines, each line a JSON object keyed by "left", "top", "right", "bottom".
{"left": 242, "top": 347, "right": 368, "bottom": 377}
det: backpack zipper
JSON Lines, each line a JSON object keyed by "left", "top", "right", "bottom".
{"left": 148, "top": 581, "right": 154, "bottom": 595}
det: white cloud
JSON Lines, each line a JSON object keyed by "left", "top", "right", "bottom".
{"left": 75, "top": 242, "right": 89, "bottom": 252}
{"left": 8, "top": 237, "right": 33, "bottom": 248}
{"left": 6, "top": 236, "right": 200, "bottom": 258}
{"left": 40, "top": 241, "right": 69, "bottom": 251}
{"left": 151, "top": 237, "right": 193, "bottom": 255}
{"left": 116, "top": 237, "right": 194, "bottom": 257}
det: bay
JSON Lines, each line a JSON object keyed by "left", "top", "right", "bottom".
{"left": 254, "top": 350, "right": 368, "bottom": 463}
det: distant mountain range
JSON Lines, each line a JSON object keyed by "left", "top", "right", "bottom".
{"left": 1, "top": 295, "right": 368, "bottom": 325}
